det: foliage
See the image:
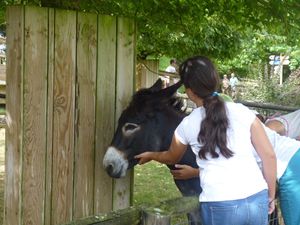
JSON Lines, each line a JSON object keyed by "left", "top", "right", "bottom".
{"left": 239, "top": 75, "right": 300, "bottom": 107}
{"left": 0, "top": 0, "right": 299, "bottom": 82}
{"left": 216, "top": 30, "right": 300, "bottom": 78}
{"left": 0, "top": 0, "right": 299, "bottom": 61}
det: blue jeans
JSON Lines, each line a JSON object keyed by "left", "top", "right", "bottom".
{"left": 279, "top": 148, "right": 300, "bottom": 225}
{"left": 200, "top": 189, "right": 268, "bottom": 225}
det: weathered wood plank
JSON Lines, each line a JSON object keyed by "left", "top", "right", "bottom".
{"left": 74, "top": 11, "right": 97, "bottom": 219}
{"left": 22, "top": 6, "right": 48, "bottom": 225}
{"left": 237, "top": 100, "right": 298, "bottom": 112}
{"left": 45, "top": 7, "right": 55, "bottom": 225}
{"left": 113, "top": 17, "right": 136, "bottom": 210}
{"left": 4, "top": 6, "right": 24, "bottom": 225}
{"left": 51, "top": 9, "right": 76, "bottom": 225}
{"left": 94, "top": 15, "right": 116, "bottom": 214}
{"left": 139, "top": 59, "right": 159, "bottom": 89}
{"left": 62, "top": 197, "right": 199, "bottom": 225}
{"left": 62, "top": 207, "right": 140, "bottom": 225}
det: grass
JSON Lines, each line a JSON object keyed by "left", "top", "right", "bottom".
{"left": 0, "top": 108, "right": 4, "bottom": 115}
{"left": 133, "top": 162, "right": 195, "bottom": 225}
{"left": 133, "top": 161, "right": 181, "bottom": 207}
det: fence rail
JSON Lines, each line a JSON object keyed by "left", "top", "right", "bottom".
{"left": 237, "top": 100, "right": 298, "bottom": 114}
{"left": 62, "top": 196, "right": 199, "bottom": 225}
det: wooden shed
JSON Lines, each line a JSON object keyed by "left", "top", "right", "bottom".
{"left": 5, "top": 5, "right": 135, "bottom": 225}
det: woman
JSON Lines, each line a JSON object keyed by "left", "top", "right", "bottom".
{"left": 265, "top": 109, "right": 300, "bottom": 140}
{"left": 221, "top": 74, "right": 230, "bottom": 95}
{"left": 173, "top": 123, "right": 300, "bottom": 225}
{"left": 135, "top": 56, "right": 277, "bottom": 225}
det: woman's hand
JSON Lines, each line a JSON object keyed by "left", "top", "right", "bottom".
{"left": 268, "top": 198, "right": 276, "bottom": 214}
{"left": 135, "top": 152, "right": 154, "bottom": 165}
{"left": 135, "top": 135, "right": 188, "bottom": 166}
{"left": 170, "top": 164, "right": 199, "bottom": 180}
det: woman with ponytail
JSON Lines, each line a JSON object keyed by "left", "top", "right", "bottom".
{"left": 135, "top": 56, "right": 276, "bottom": 225}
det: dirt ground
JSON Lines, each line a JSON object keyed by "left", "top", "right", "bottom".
{"left": 0, "top": 128, "right": 5, "bottom": 224}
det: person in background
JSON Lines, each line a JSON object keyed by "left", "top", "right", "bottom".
{"left": 229, "top": 72, "right": 239, "bottom": 99}
{"left": 164, "top": 59, "right": 177, "bottom": 87}
{"left": 221, "top": 74, "right": 230, "bottom": 95}
{"left": 265, "top": 109, "right": 300, "bottom": 140}
{"left": 135, "top": 55, "right": 276, "bottom": 225}
{"left": 165, "top": 58, "right": 177, "bottom": 73}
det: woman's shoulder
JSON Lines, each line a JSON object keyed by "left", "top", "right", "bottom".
{"left": 225, "top": 102, "right": 249, "bottom": 111}
{"left": 183, "top": 107, "right": 204, "bottom": 122}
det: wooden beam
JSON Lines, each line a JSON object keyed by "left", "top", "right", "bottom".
{"left": 62, "top": 207, "right": 141, "bottom": 225}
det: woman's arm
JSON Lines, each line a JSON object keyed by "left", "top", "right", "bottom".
{"left": 265, "top": 120, "right": 286, "bottom": 136}
{"left": 251, "top": 117, "right": 277, "bottom": 214}
{"left": 135, "top": 134, "right": 187, "bottom": 165}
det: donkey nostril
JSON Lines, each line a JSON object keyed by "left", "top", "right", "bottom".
{"left": 106, "top": 164, "right": 114, "bottom": 176}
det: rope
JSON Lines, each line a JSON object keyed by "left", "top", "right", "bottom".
{"left": 140, "top": 62, "right": 180, "bottom": 79}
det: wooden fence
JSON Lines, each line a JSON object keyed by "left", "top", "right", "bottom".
{"left": 136, "top": 59, "right": 159, "bottom": 90}
{"left": 5, "top": 5, "right": 135, "bottom": 225}
{"left": 136, "top": 59, "right": 180, "bottom": 90}
{"left": 63, "top": 196, "right": 199, "bottom": 225}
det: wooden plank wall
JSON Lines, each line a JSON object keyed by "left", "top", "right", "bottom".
{"left": 138, "top": 59, "right": 159, "bottom": 89}
{"left": 5, "top": 5, "right": 135, "bottom": 225}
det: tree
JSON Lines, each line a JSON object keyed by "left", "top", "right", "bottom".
{"left": 0, "top": 0, "right": 299, "bottom": 67}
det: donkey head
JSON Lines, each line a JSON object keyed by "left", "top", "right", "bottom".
{"left": 103, "top": 79, "right": 183, "bottom": 178}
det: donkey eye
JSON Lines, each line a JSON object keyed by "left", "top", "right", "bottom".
{"left": 122, "top": 123, "right": 141, "bottom": 137}
{"left": 124, "top": 123, "right": 138, "bottom": 131}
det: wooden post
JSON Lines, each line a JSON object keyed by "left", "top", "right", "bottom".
{"left": 5, "top": 6, "right": 24, "bottom": 225}
{"left": 73, "top": 11, "right": 97, "bottom": 219}
{"left": 142, "top": 196, "right": 199, "bottom": 225}
{"left": 113, "top": 17, "right": 136, "bottom": 211}
{"left": 142, "top": 210, "right": 171, "bottom": 225}
{"left": 94, "top": 15, "right": 117, "bottom": 214}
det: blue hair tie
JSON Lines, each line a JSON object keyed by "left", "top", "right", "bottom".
{"left": 212, "top": 91, "right": 219, "bottom": 97}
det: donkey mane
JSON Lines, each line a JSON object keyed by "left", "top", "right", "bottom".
{"left": 129, "top": 86, "right": 186, "bottom": 116}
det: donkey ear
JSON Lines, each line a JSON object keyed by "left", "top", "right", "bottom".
{"left": 154, "top": 80, "right": 183, "bottom": 98}
{"left": 149, "top": 79, "right": 163, "bottom": 92}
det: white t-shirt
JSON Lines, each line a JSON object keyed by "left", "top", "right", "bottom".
{"left": 165, "top": 65, "right": 176, "bottom": 73}
{"left": 254, "top": 125, "right": 300, "bottom": 179}
{"left": 229, "top": 77, "right": 238, "bottom": 87}
{"left": 175, "top": 102, "right": 267, "bottom": 202}
{"left": 266, "top": 109, "right": 300, "bottom": 139}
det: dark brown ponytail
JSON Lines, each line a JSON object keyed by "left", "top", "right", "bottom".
{"left": 198, "top": 95, "right": 233, "bottom": 159}
{"left": 179, "top": 56, "right": 234, "bottom": 159}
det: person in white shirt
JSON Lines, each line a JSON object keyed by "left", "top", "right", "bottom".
{"left": 265, "top": 109, "right": 300, "bottom": 140}
{"left": 135, "top": 56, "right": 276, "bottom": 225}
{"left": 256, "top": 126, "right": 300, "bottom": 225}
{"left": 172, "top": 111, "right": 300, "bottom": 225}
{"left": 164, "top": 59, "right": 177, "bottom": 86}
{"left": 165, "top": 59, "right": 177, "bottom": 73}
{"left": 229, "top": 72, "right": 239, "bottom": 99}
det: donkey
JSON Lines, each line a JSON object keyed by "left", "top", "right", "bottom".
{"left": 103, "top": 79, "right": 202, "bottom": 224}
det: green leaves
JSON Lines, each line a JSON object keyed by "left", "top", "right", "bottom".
{"left": 0, "top": 0, "right": 299, "bottom": 73}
